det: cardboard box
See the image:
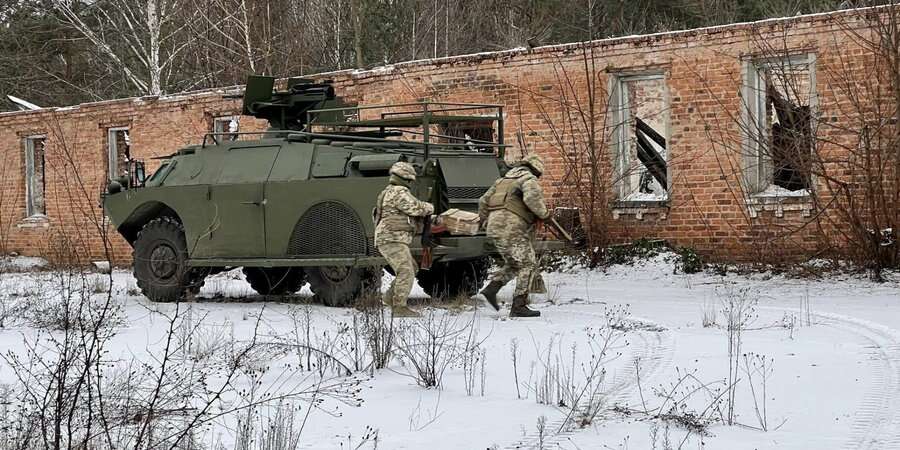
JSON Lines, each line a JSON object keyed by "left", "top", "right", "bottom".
{"left": 437, "top": 208, "right": 481, "bottom": 235}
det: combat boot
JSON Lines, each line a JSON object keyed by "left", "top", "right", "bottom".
{"left": 479, "top": 280, "right": 505, "bottom": 311}
{"left": 510, "top": 294, "right": 541, "bottom": 318}
{"left": 391, "top": 304, "right": 422, "bottom": 318}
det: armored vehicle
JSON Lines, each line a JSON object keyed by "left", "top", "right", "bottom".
{"left": 103, "top": 76, "right": 513, "bottom": 306}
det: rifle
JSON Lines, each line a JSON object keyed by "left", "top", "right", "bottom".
{"left": 543, "top": 216, "right": 574, "bottom": 243}
{"left": 420, "top": 214, "right": 435, "bottom": 270}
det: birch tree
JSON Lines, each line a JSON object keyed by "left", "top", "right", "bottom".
{"left": 52, "top": 0, "right": 191, "bottom": 96}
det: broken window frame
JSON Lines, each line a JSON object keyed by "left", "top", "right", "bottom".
{"left": 438, "top": 120, "right": 496, "bottom": 152}
{"left": 213, "top": 115, "right": 240, "bottom": 143}
{"left": 741, "top": 53, "right": 817, "bottom": 196}
{"left": 24, "top": 135, "right": 47, "bottom": 218}
{"left": 610, "top": 72, "right": 671, "bottom": 202}
{"left": 107, "top": 127, "right": 130, "bottom": 181}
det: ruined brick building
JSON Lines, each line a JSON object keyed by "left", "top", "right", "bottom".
{"left": 0, "top": 7, "right": 894, "bottom": 264}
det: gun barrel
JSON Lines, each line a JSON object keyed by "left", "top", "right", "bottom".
{"left": 547, "top": 217, "right": 574, "bottom": 243}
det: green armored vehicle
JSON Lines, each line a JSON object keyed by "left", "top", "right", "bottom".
{"left": 103, "top": 76, "right": 510, "bottom": 306}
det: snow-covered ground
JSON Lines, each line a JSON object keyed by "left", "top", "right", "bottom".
{"left": 1, "top": 256, "right": 899, "bottom": 449}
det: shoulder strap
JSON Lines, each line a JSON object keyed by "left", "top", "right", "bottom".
{"left": 374, "top": 189, "right": 387, "bottom": 224}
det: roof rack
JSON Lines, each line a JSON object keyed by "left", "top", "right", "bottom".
{"left": 305, "top": 101, "right": 505, "bottom": 159}
{"left": 200, "top": 130, "right": 289, "bottom": 147}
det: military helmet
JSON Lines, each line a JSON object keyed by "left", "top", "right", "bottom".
{"left": 390, "top": 161, "right": 417, "bottom": 181}
{"left": 522, "top": 154, "right": 545, "bottom": 176}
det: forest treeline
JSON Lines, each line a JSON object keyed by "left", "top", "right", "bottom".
{"left": 0, "top": 0, "right": 882, "bottom": 108}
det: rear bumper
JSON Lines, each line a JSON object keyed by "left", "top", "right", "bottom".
{"left": 429, "top": 235, "right": 494, "bottom": 261}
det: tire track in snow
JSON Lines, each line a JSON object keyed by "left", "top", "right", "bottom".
{"left": 504, "top": 308, "right": 675, "bottom": 449}
{"left": 808, "top": 312, "right": 900, "bottom": 450}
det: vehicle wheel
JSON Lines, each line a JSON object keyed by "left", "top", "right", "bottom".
{"left": 307, "top": 266, "right": 382, "bottom": 307}
{"left": 133, "top": 217, "right": 194, "bottom": 302}
{"left": 242, "top": 267, "right": 306, "bottom": 296}
{"left": 416, "top": 257, "right": 491, "bottom": 300}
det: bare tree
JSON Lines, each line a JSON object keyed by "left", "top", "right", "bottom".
{"left": 686, "top": 3, "right": 900, "bottom": 272}
{"left": 52, "top": 0, "right": 192, "bottom": 96}
{"left": 518, "top": 47, "right": 621, "bottom": 266}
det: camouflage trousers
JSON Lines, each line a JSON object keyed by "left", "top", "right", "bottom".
{"left": 486, "top": 210, "right": 538, "bottom": 297}
{"left": 378, "top": 242, "right": 418, "bottom": 307}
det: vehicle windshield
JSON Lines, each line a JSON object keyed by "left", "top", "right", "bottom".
{"left": 145, "top": 162, "right": 170, "bottom": 185}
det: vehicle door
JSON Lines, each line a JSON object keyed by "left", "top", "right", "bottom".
{"left": 208, "top": 145, "right": 280, "bottom": 257}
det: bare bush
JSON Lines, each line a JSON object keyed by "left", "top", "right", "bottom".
{"left": 535, "top": 415, "right": 548, "bottom": 450}
{"left": 87, "top": 275, "right": 110, "bottom": 294}
{"left": 395, "top": 311, "right": 479, "bottom": 388}
{"left": 461, "top": 325, "right": 488, "bottom": 397}
{"left": 357, "top": 296, "right": 396, "bottom": 373}
{"left": 619, "top": 364, "right": 726, "bottom": 446}
{"left": 621, "top": 286, "right": 779, "bottom": 442}
{"left": 22, "top": 267, "right": 124, "bottom": 332}
{"left": 294, "top": 296, "right": 397, "bottom": 376}
{"left": 0, "top": 281, "right": 26, "bottom": 329}
{"left": 528, "top": 306, "right": 629, "bottom": 433}
{"left": 719, "top": 286, "right": 758, "bottom": 424}
{"left": 517, "top": 47, "right": 619, "bottom": 266}
{"left": 742, "top": 353, "right": 776, "bottom": 431}
{"left": 340, "top": 426, "right": 380, "bottom": 449}
{"left": 800, "top": 286, "right": 813, "bottom": 327}
{"left": 0, "top": 114, "right": 369, "bottom": 450}
{"left": 177, "top": 309, "right": 236, "bottom": 363}
{"left": 233, "top": 403, "right": 302, "bottom": 450}
{"left": 407, "top": 393, "right": 443, "bottom": 432}
{"left": 701, "top": 297, "right": 718, "bottom": 328}
{"left": 510, "top": 338, "right": 522, "bottom": 400}
{"left": 2, "top": 273, "right": 364, "bottom": 450}
{"left": 277, "top": 305, "right": 359, "bottom": 378}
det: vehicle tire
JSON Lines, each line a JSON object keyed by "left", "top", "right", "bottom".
{"left": 307, "top": 266, "right": 382, "bottom": 307}
{"left": 416, "top": 257, "right": 491, "bottom": 300}
{"left": 133, "top": 217, "right": 194, "bottom": 302}
{"left": 242, "top": 267, "right": 306, "bottom": 296}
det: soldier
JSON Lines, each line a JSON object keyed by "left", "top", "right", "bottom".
{"left": 375, "top": 161, "right": 435, "bottom": 317}
{"left": 477, "top": 154, "right": 550, "bottom": 317}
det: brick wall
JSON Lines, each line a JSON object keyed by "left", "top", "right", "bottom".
{"left": 0, "top": 8, "right": 885, "bottom": 263}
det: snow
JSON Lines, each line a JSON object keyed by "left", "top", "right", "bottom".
{"left": 0, "top": 255, "right": 47, "bottom": 271}
{"left": 1, "top": 257, "right": 900, "bottom": 448}
{"left": 753, "top": 184, "right": 811, "bottom": 198}
{"left": 623, "top": 191, "right": 668, "bottom": 202}
{"left": 353, "top": 65, "right": 397, "bottom": 76}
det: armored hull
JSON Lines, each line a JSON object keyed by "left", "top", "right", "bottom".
{"left": 103, "top": 76, "right": 510, "bottom": 305}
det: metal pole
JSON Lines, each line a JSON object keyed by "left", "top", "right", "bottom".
{"left": 423, "top": 103, "right": 431, "bottom": 160}
{"left": 497, "top": 106, "right": 504, "bottom": 158}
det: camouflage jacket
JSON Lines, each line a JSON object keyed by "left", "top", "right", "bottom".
{"left": 479, "top": 166, "right": 549, "bottom": 224}
{"left": 375, "top": 183, "right": 434, "bottom": 246}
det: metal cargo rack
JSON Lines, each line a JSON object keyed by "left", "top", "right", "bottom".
{"left": 304, "top": 101, "right": 508, "bottom": 159}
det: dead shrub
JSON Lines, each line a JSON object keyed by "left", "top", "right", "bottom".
{"left": 395, "top": 310, "right": 479, "bottom": 388}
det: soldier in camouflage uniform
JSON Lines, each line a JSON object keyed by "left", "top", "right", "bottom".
{"left": 375, "top": 162, "right": 435, "bottom": 317}
{"left": 477, "top": 155, "right": 550, "bottom": 317}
